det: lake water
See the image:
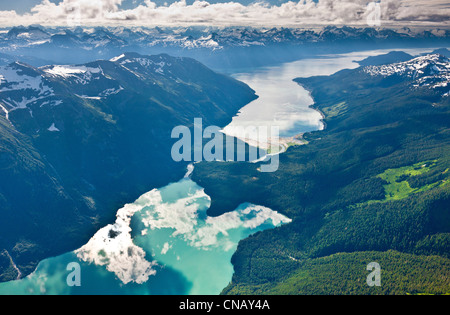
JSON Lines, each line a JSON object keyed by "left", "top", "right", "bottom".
{"left": 0, "top": 47, "right": 442, "bottom": 295}
{"left": 222, "top": 47, "right": 444, "bottom": 144}
{"left": 0, "top": 176, "right": 291, "bottom": 295}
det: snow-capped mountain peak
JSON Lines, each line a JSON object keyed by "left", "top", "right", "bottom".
{"left": 41, "top": 64, "right": 105, "bottom": 84}
{"left": 0, "top": 62, "right": 54, "bottom": 112}
{"left": 363, "top": 54, "right": 450, "bottom": 90}
{"left": 110, "top": 53, "right": 175, "bottom": 76}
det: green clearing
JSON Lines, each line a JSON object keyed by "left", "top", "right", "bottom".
{"left": 355, "top": 160, "right": 450, "bottom": 207}
{"left": 380, "top": 160, "right": 440, "bottom": 200}
{"left": 321, "top": 101, "right": 348, "bottom": 118}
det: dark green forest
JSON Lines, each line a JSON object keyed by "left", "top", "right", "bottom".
{"left": 192, "top": 57, "right": 450, "bottom": 295}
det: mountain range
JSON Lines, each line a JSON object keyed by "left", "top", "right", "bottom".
{"left": 1, "top": 25, "right": 449, "bottom": 70}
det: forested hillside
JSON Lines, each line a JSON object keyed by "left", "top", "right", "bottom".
{"left": 192, "top": 53, "right": 450, "bottom": 294}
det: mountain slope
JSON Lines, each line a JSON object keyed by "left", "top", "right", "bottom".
{"left": 191, "top": 53, "right": 450, "bottom": 294}
{"left": 356, "top": 51, "right": 414, "bottom": 66}
{"left": 363, "top": 54, "right": 450, "bottom": 91}
{"left": 0, "top": 53, "right": 257, "bottom": 281}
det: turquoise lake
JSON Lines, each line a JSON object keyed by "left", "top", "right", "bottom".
{"left": 0, "top": 177, "right": 291, "bottom": 295}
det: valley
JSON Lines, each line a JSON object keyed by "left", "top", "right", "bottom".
{"left": 0, "top": 20, "right": 449, "bottom": 295}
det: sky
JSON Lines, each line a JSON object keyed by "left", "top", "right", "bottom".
{"left": 0, "top": 0, "right": 448, "bottom": 27}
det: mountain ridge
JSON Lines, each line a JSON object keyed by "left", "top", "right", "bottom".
{"left": 0, "top": 52, "right": 257, "bottom": 282}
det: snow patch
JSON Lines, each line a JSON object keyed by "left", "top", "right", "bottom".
{"left": 76, "top": 86, "right": 123, "bottom": 100}
{"left": 40, "top": 100, "right": 63, "bottom": 108}
{"left": 110, "top": 54, "right": 125, "bottom": 62}
{"left": 0, "top": 103, "right": 11, "bottom": 124}
{"left": 0, "top": 65, "right": 55, "bottom": 111}
{"left": 0, "top": 65, "right": 53, "bottom": 95}
{"left": 47, "top": 123, "right": 59, "bottom": 132}
{"left": 120, "top": 57, "right": 169, "bottom": 74}
{"left": 42, "top": 65, "right": 104, "bottom": 85}
{"left": 363, "top": 54, "right": 450, "bottom": 91}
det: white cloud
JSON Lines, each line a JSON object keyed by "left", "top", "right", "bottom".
{"left": 75, "top": 191, "right": 159, "bottom": 285}
{"left": 138, "top": 187, "right": 291, "bottom": 252}
{"left": 0, "top": 0, "right": 448, "bottom": 27}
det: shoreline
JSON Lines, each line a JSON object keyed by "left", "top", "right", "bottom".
{"left": 3, "top": 250, "right": 21, "bottom": 280}
{"left": 220, "top": 82, "right": 326, "bottom": 160}
{"left": 299, "top": 82, "right": 328, "bottom": 133}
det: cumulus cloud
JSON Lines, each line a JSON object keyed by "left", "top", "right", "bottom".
{"left": 0, "top": 0, "right": 448, "bottom": 27}
{"left": 75, "top": 191, "right": 159, "bottom": 285}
